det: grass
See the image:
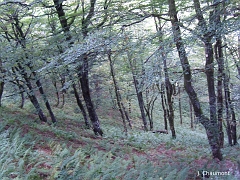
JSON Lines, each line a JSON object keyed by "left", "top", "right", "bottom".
{"left": 0, "top": 99, "right": 240, "bottom": 179}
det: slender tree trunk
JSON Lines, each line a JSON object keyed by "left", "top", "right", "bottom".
{"left": 215, "top": 39, "right": 224, "bottom": 148}
{"left": 36, "top": 79, "right": 56, "bottom": 123}
{"left": 122, "top": 105, "right": 132, "bottom": 129}
{"left": 159, "top": 83, "right": 168, "bottom": 131}
{"left": 136, "top": 89, "right": 148, "bottom": 131}
{"left": 60, "top": 75, "right": 66, "bottom": 108}
{"left": 159, "top": 25, "right": 176, "bottom": 138}
{"left": 163, "top": 56, "right": 176, "bottom": 138}
{"left": 72, "top": 83, "right": 90, "bottom": 128}
{"left": 150, "top": 96, "right": 157, "bottom": 129}
{"left": 190, "top": 99, "right": 194, "bottom": 129}
{"left": 224, "top": 72, "right": 238, "bottom": 145}
{"left": 17, "top": 83, "right": 25, "bottom": 109}
{"left": 0, "top": 81, "right": 3, "bottom": 107}
{"left": 128, "top": 58, "right": 148, "bottom": 131}
{"left": 0, "top": 59, "right": 4, "bottom": 107}
{"left": 165, "top": 81, "right": 176, "bottom": 138}
{"left": 108, "top": 52, "right": 132, "bottom": 132}
{"left": 108, "top": 51, "right": 129, "bottom": 134}
{"left": 178, "top": 86, "right": 183, "bottom": 125}
{"left": 168, "top": 0, "right": 223, "bottom": 160}
{"left": 145, "top": 89, "right": 155, "bottom": 130}
{"left": 237, "top": 34, "right": 240, "bottom": 76}
{"left": 15, "top": 64, "right": 48, "bottom": 122}
{"left": 29, "top": 66, "right": 57, "bottom": 123}
{"left": 26, "top": 81, "right": 47, "bottom": 122}
{"left": 224, "top": 79, "right": 232, "bottom": 146}
{"left": 230, "top": 105, "right": 237, "bottom": 145}
{"left": 53, "top": 81, "right": 60, "bottom": 107}
{"left": 127, "top": 86, "right": 132, "bottom": 115}
{"left": 109, "top": 87, "right": 117, "bottom": 109}
{"left": 19, "top": 89, "right": 25, "bottom": 109}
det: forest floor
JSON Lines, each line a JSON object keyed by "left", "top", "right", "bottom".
{"left": 0, "top": 103, "right": 240, "bottom": 180}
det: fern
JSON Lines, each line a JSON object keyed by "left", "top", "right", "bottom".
{"left": 0, "top": 129, "right": 52, "bottom": 179}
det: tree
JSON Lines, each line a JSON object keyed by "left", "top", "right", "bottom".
{"left": 0, "top": 58, "right": 4, "bottom": 107}
{"left": 168, "top": 0, "right": 223, "bottom": 160}
{"left": 108, "top": 50, "right": 130, "bottom": 135}
{"left": 0, "top": 2, "right": 53, "bottom": 122}
{"left": 128, "top": 52, "right": 148, "bottom": 131}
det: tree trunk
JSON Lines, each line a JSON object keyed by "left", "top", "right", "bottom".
{"left": 160, "top": 83, "right": 168, "bottom": 131}
{"left": 205, "top": 41, "right": 218, "bottom": 126}
{"left": 168, "top": 0, "right": 223, "bottom": 160}
{"left": 128, "top": 58, "right": 148, "bottom": 131}
{"left": 224, "top": 73, "right": 237, "bottom": 145}
{"left": 108, "top": 51, "right": 129, "bottom": 134}
{"left": 53, "top": 0, "right": 71, "bottom": 41}
{"left": 79, "top": 56, "right": 103, "bottom": 136}
{"left": 215, "top": 38, "right": 224, "bottom": 148}
{"left": 72, "top": 83, "right": 90, "bottom": 128}
{"left": 165, "top": 80, "right": 176, "bottom": 138}
{"left": 53, "top": 0, "right": 104, "bottom": 135}
{"left": 159, "top": 24, "right": 176, "bottom": 138}
{"left": 0, "top": 59, "right": 4, "bottom": 107}
{"left": 35, "top": 78, "right": 56, "bottom": 123}
{"left": 190, "top": 99, "right": 194, "bottom": 129}
{"left": 145, "top": 89, "right": 156, "bottom": 131}
{"left": 53, "top": 81, "right": 60, "bottom": 107}
{"left": 19, "top": 89, "right": 25, "bottom": 109}
{"left": 178, "top": 86, "right": 183, "bottom": 125}
{"left": 15, "top": 64, "right": 48, "bottom": 122}
{"left": 60, "top": 75, "right": 66, "bottom": 108}
{"left": 162, "top": 50, "right": 176, "bottom": 138}
{"left": 123, "top": 105, "right": 132, "bottom": 129}
{"left": 224, "top": 81, "right": 232, "bottom": 146}
{"left": 237, "top": 34, "right": 240, "bottom": 77}
{"left": 0, "top": 81, "right": 3, "bottom": 107}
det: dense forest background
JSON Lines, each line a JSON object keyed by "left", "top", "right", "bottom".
{"left": 0, "top": 0, "right": 239, "bottom": 179}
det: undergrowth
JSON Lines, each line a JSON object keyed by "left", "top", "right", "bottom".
{"left": 0, "top": 128, "right": 49, "bottom": 180}
{"left": 0, "top": 105, "right": 239, "bottom": 180}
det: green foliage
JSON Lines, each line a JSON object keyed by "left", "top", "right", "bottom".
{"left": 0, "top": 129, "right": 49, "bottom": 179}
{"left": 51, "top": 147, "right": 190, "bottom": 180}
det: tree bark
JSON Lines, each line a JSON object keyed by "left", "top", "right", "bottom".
{"left": 224, "top": 73, "right": 238, "bottom": 145}
{"left": 237, "top": 34, "right": 240, "bottom": 76}
{"left": 17, "top": 66, "right": 48, "bottom": 122}
{"left": 79, "top": 56, "right": 103, "bottom": 136}
{"left": 108, "top": 51, "right": 128, "bottom": 134}
{"left": 162, "top": 48, "right": 176, "bottom": 138}
{"left": 204, "top": 41, "right": 217, "bottom": 125}
{"left": 128, "top": 56, "right": 148, "bottom": 131}
{"left": 168, "top": 0, "right": 223, "bottom": 160}
{"left": 35, "top": 77, "right": 56, "bottom": 123}
{"left": 190, "top": 99, "right": 194, "bottom": 129}
{"left": 215, "top": 39, "right": 224, "bottom": 148}
{"left": 159, "top": 83, "right": 168, "bottom": 131}
{"left": 0, "top": 59, "right": 4, "bottom": 107}
{"left": 178, "top": 86, "right": 183, "bottom": 125}
{"left": 72, "top": 82, "right": 90, "bottom": 128}
{"left": 53, "top": 0, "right": 71, "bottom": 41}
{"left": 53, "top": 81, "right": 60, "bottom": 107}
{"left": 144, "top": 89, "right": 157, "bottom": 131}
{"left": 0, "top": 81, "right": 3, "bottom": 107}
